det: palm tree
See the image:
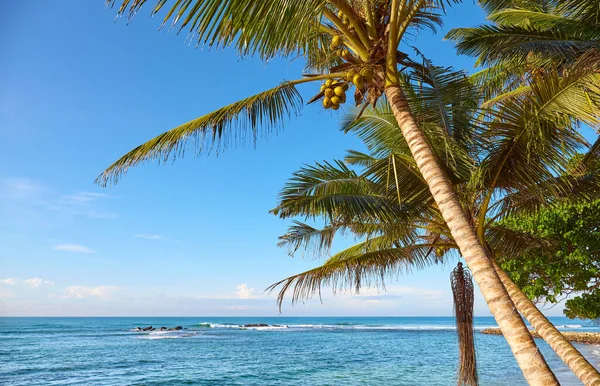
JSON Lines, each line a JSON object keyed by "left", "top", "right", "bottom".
{"left": 101, "top": 1, "right": 557, "bottom": 382}
{"left": 447, "top": 3, "right": 600, "bottom": 383}
{"left": 268, "top": 63, "right": 600, "bottom": 384}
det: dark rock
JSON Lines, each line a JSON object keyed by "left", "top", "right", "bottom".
{"left": 243, "top": 324, "right": 270, "bottom": 328}
{"left": 160, "top": 327, "right": 167, "bottom": 331}
{"left": 134, "top": 327, "right": 141, "bottom": 332}
{"left": 169, "top": 326, "right": 183, "bottom": 331}
{"left": 142, "top": 326, "right": 153, "bottom": 331}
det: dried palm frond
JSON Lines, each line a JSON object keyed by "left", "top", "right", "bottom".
{"left": 451, "top": 262, "right": 478, "bottom": 386}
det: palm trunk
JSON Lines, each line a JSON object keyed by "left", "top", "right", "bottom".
{"left": 384, "top": 85, "right": 559, "bottom": 386}
{"left": 492, "top": 260, "right": 600, "bottom": 385}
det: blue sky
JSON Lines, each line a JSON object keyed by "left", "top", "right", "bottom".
{"left": 0, "top": 1, "right": 570, "bottom": 316}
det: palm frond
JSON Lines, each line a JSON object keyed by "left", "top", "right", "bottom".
{"left": 97, "top": 81, "right": 302, "bottom": 185}
{"left": 486, "top": 225, "right": 557, "bottom": 259}
{"left": 277, "top": 220, "right": 343, "bottom": 258}
{"left": 107, "top": 0, "right": 326, "bottom": 60}
{"left": 267, "top": 242, "right": 449, "bottom": 309}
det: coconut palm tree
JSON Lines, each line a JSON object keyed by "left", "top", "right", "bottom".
{"left": 101, "top": 1, "right": 558, "bottom": 382}
{"left": 448, "top": 3, "right": 600, "bottom": 383}
{"left": 268, "top": 63, "right": 600, "bottom": 384}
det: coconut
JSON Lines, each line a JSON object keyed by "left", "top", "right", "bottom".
{"left": 331, "top": 35, "right": 341, "bottom": 48}
{"left": 346, "top": 69, "right": 357, "bottom": 82}
{"left": 330, "top": 96, "right": 341, "bottom": 105}
{"left": 334, "top": 86, "right": 344, "bottom": 96}
{"left": 360, "top": 68, "right": 374, "bottom": 81}
{"left": 353, "top": 74, "right": 365, "bottom": 89}
{"left": 325, "top": 79, "right": 333, "bottom": 87}
{"left": 323, "top": 97, "right": 332, "bottom": 108}
{"left": 331, "top": 103, "right": 340, "bottom": 110}
{"left": 320, "top": 84, "right": 326, "bottom": 92}
{"left": 337, "top": 10, "right": 343, "bottom": 19}
{"left": 339, "top": 94, "right": 347, "bottom": 103}
{"left": 342, "top": 16, "right": 349, "bottom": 26}
{"left": 341, "top": 49, "right": 351, "bottom": 59}
{"left": 324, "top": 88, "right": 334, "bottom": 98}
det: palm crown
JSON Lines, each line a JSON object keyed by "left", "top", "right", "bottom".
{"left": 99, "top": 0, "right": 459, "bottom": 185}
{"left": 268, "top": 62, "right": 600, "bottom": 306}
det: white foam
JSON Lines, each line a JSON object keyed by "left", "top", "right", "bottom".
{"left": 555, "top": 324, "right": 583, "bottom": 329}
{"left": 198, "top": 323, "right": 498, "bottom": 331}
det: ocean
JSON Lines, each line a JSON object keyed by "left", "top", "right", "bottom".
{"left": 1, "top": 316, "right": 599, "bottom": 385}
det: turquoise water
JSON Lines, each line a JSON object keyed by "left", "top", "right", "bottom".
{"left": 1, "top": 317, "right": 599, "bottom": 385}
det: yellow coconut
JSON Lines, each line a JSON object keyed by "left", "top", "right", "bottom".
{"left": 337, "top": 10, "right": 344, "bottom": 19}
{"left": 360, "top": 67, "right": 374, "bottom": 81}
{"left": 331, "top": 96, "right": 341, "bottom": 105}
{"left": 346, "top": 69, "right": 357, "bottom": 82}
{"left": 353, "top": 74, "right": 365, "bottom": 89}
{"left": 331, "top": 35, "right": 341, "bottom": 48}
{"left": 331, "top": 103, "right": 340, "bottom": 110}
{"left": 324, "top": 88, "right": 334, "bottom": 98}
{"left": 334, "top": 86, "right": 344, "bottom": 96}
{"left": 323, "top": 97, "right": 332, "bottom": 108}
{"left": 320, "top": 84, "right": 326, "bottom": 92}
{"left": 342, "top": 16, "right": 349, "bottom": 26}
{"left": 341, "top": 49, "right": 351, "bottom": 59}
{"left": 325, "top": 79, "right": 333, "bottom": 87}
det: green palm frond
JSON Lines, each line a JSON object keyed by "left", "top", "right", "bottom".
{"left": 486, "top": 225, "right": 557, "bottom": 259}
{"left": 107, "top": 0, "right": 326, "bottom": 60}
{"left": 342, "top": 102, "right": 410, "bottom": 157}
{"left": 97, "top": 81, "right": 302, "bottom": 185}
{"left": 530, "top": 56, "right": 600, "bottom": 126}
{"left": 447, "top": 24, "right": 597, "bottom": 66}
{"left": 267, "top": 242, "right": 451, "bottom": 309}
{"left": 479, "top": 68, "right": 590, "bottom": 194}
{"left": 277, "top": 220, "right": 343, "bottom": 257}
{"left": 272, "top": 160, "right": 398, "bottom": 222}
{"left": 490, "top": 170, "right": 600, "bottom": 221}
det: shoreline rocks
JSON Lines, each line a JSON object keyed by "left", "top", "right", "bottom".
{"left": 481, "top": 328, "right": 600, "bottom": 345}
{"left": 134, "top": 325, "right": 184, "bottom": 332}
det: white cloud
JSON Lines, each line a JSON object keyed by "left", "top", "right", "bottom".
{"left": 62, "top": 192, "right": 109, "bottom": 203}
{"left": 1, "top": 278, "right": 18, "bottom": 286}
{"left": 64, "top": 286, "right": 118, "bottom": 299}
{"left": 5, "top": 178, "right": 41, "bottom": 196}
{"left": 234, "top": 284, "right": 257, "bottom": 299}
{"left": 135, "top": 234, "right": 164, "bottom": 240}
{"left": 23, "top": 277, "right": 54, "bottom": 288}
{"left": 53, "top": 244, "right": 95, "bottom": 253}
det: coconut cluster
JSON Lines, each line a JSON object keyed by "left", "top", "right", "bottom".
{"left": 317, "top": 10, "right": 378, "bottom": 111}
{"left": 321, "top": 79, "right": 349, "bottom": 110}
{"left": 320, "top": 67, "right": 374, "bottom": 110}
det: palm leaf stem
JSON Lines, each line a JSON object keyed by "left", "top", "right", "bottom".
{"left": 327, "top": 0, "right": 372, "bottom": 48}
{"left": 322, "top": 8, "right": 370, "bottom": 59}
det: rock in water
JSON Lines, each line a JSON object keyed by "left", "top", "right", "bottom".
{"left": 142, "top": 326, "right": 153, "bottom": 331}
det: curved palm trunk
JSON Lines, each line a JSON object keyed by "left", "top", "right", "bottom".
{"left": 492, "top": 260, "right": 600, "bottom": 385}
{"left": 384, "top": 85, "right": 559, "bottom": 386}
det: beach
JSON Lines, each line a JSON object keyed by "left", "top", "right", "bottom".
{"left": 2, "top": 316, "right": 599, "bottom": 385}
